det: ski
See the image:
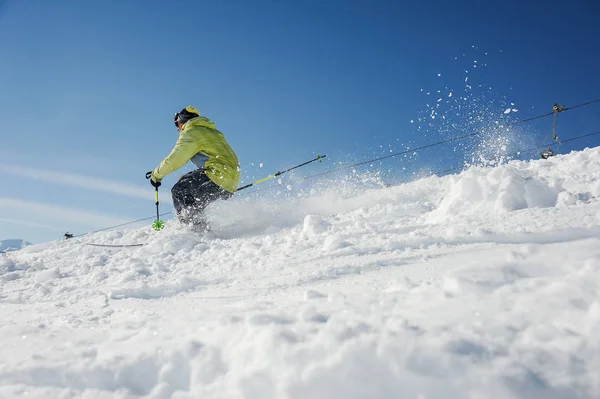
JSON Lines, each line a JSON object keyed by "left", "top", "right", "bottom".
{"left": 86, "top": 243, "right": 146, "bottom": 248}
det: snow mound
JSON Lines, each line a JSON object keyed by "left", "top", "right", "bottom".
{"left": 428, "top": 164, "right": 561, "bottom": 222}
{"left": 428, "top": 149, "right": 600, "bottom": 223}
{"left": 1, "top": 147, "right": 600, "bottom": 398}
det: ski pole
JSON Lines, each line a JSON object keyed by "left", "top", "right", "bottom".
{"left": 146, "top": 172, "right": 165, "bottom": 231}
{"left": 237, "top": 154, "right": 326, "bottom": 191}
{"left": 152, "top": 187, "right": 165, "bottom": 230}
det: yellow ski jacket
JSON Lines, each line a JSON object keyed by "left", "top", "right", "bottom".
{"left": 151, "top": 116, "right": 240, "bottom": 193}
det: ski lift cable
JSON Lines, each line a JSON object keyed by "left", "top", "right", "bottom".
{"left": 62, "top": 100, "right": 600, "bottom": 239}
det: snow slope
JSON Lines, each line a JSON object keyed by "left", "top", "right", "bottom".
{"left": 1, "top": 147, "right": 600, "bottom": 399}
{"left": 0, "top": 239, "right": 32, "bottom": 253}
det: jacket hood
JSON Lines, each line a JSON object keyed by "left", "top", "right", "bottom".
{"left": 182, "top": 116, "right": 217, "bottom": 131}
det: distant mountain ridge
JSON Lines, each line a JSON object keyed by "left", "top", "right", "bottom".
{"left": 0, "top": 239, "right": 33, "bottom": 253}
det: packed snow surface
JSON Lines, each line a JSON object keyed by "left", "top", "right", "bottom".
{"left": 2, "top": 147, "right": 600, "bottom": 398}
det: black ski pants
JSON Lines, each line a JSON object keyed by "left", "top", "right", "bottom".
{"left": 171, "top": 169, "right": 233, "bottom": 226}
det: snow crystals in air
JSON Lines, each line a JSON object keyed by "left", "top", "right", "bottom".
{"left": 2, "top": 147, "right": 600, "bottom": 398}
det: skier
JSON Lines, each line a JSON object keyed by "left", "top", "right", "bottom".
{"left": 148, "top": 106, "right": 240, "bottom": 230}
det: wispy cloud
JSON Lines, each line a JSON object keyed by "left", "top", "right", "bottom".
{"left": 0, "top": 197, "right": 133, "bottom": 229}
{"left": 2, "top": 163, "right": 171, "bottom": 203}
{"left": 0, "top": 217, "right": 65, "bottom": 231}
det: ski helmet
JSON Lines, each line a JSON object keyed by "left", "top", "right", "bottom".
{"left": 174, "top": 106, "right": 200, "bottom": 127}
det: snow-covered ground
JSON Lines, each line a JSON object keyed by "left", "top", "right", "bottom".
{"left": 1, "top": 147, "right": 600, "bottom": 399}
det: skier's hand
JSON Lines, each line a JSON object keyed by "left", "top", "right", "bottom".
{"left": 146, "top": 171, "right": 161, "bottom": 188}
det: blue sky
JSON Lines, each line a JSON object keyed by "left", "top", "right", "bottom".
{"left": 1, "top": 0, "right": 599, "bottom": 244}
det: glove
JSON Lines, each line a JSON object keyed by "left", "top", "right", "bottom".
{"left": 146, "top": 171, "right": 161, "bottom": 188}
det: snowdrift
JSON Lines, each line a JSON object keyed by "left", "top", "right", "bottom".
{"left": 1, "top": 147, "right": 600, "bottom": 398}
